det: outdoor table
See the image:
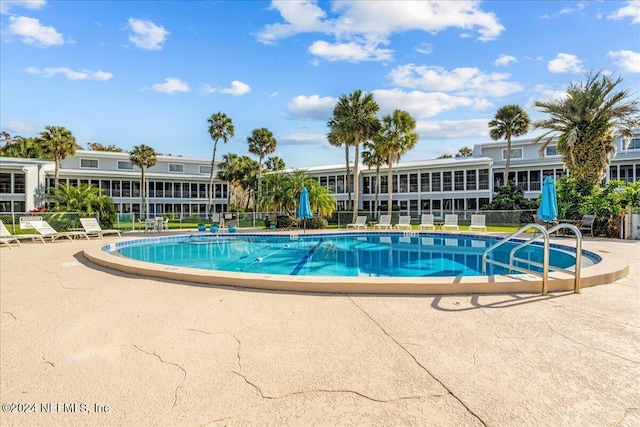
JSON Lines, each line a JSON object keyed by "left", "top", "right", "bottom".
{"left": 368, "top": 221, "right": 377, "bottom": 229}
{"left": 434, "top": 221, "right": 444, "bottom": 231}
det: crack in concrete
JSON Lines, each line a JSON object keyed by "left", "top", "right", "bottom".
{"left": 479, "top": 308, "right": 540, "bottom": 340}
{"left": 62, "top": 286, "right": 95, "bottom": 291}
{"left": 128, "top": 344, "right": 187, "bottom": 427}
{"left": 347, "top": 295, "right": 488, "bottom": 427}
{"left": 614, "top": 407, "right": 639, "bottom": 426}
{"left": 0, "top": 352, "right": 56, "bottom": 397}
{"left": 1, "top": 310, "right": 17, "bottom": 325}
{"left": 538, "top": 315, "right": 640, "bottom": 365}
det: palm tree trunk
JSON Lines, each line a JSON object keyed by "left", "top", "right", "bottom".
{"left": 141, "top": 168, "right": 146, "bottom": 219}
{"left": 352, "top": 140, "right": 360, "bottom": 223}
{"left": 504, "top": 136, "right": 511, "bottom": 186}
{"left": 375, "top": 164, "right": 380, "bottom": 217}
{"left": 387, "top": 155, "right": 393, "bottom": 216}
{"left": 344, "top": 144, "right": 351, "bottom": 210}
{"left": 54, "top": 157, "right": 60, "bottom": 188}
{"left": 208, "top": 140, "right": 218, "bottom": 218}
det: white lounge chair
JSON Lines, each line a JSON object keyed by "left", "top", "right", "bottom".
{"left": 442, "top": 214, "right": 459, "bottom": 231}
{"left": 32, "top": 220, "right": 89, "bottom": 241}
{"left": 0, "top": 220, "right": 45, "bottom": 247}
{"left": 394, "top": 215, "right": 412, "bottom": 230}
{"left": 346, "top": 216, "right": 368, "bottom": 230}
{"left": 469, "top": 214, "right": 487, "bottom": 232}
{"left": 419, "top": 214, "right": 435, "bottom": 231}
{"left": 80, "top": 218, "right": 122, "bottom": 239}
{"left": 373, "top": 214, "right": 392, "bottom": 230}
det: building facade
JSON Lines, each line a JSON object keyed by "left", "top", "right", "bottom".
{"left": 1, "top": 133, "right": 639, "bottom": 216}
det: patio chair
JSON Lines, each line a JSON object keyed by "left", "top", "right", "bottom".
{"left": 80, "top": 218, "right": 122, "bottom": 239}
{"left": 143, "top": 218, "right": 156, "bottom": 233}
{"left": 0, "top": 219, "right": 45, "bottom": 247}
{"left": 419, "top": 214, "right": 435, "bottom": 231}
{"left": 442, "top": 214, "right": 459, "bottom": 231}
{"left": 373, "top": 214, "right": 392, "bottom": 230}
{"left": 469, "top": 214, "right": 487, "bottom": 232}
{"left": 32, "top": 220, "right": 89, "bottom": 242}
{"left": 578, "top": 214, "right": 597, "bottom": 237}
{"left": 394, "top": 215, "right": 412, "bottom": 230}
{"left": 346, "top": 215, "right": 368, "bottom": 230}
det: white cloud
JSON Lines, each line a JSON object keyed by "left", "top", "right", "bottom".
{"left": 220, "top": 80, "right": 251, "bottom": 96}
{"left": 415, "top": 42, "right": 432, "bottom": 55}
{"left": 608, "top": 50, "right": 640, "bottom": 73}
{"left": 388, "top": 64, "right": 523, "bottom": 97}
{"left": 26, "top": 66, "right": 113, "bottom": 81}
{"left": 531, "top": 84, "right": 569, "bottom": 105}
{"left": 2, "top": 121, "right": 36, "bottom": 134}
{"left": 151, "top": 77, "right": 189, "bottom": 94}
{"left": 200, "top": 80, "right": 251, "bottom": 96}
{"left": 547, "top": 53, "right": 585, "bottom": 73}
{"left": 0, "top": 0, "right": 46, "bottom": 14}
{"left": 372, "top": 89, "right": 482, "bottom": 119}
{"left": 257, "top": 1, "right": 504, "bottom": 62}
{"left": 609, "top": 1, "right": 640, "bottom": 24}
{"left": 309, "top": 40, "right": 392, "bottom": 62}
{"left": 494, "top": 54, "right": 517, "bottom": 67}
{"left": 127, "top": 18, "right": 169, "bottom": 50}
{"left": 277, "top": 133, "right": 328, "bottom": 146}
{"left": 287, "top": 95, "right": 336, "bottom": 120}
{"left": 8, "top": 16, "right": 63, "bottom": 47}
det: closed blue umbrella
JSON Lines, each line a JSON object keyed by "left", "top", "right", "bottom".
{"left": 298, "top": 186, "right": 313, "bottom": 232}
{"left": 538, "top": 176, "right": 558, "bottom": 223}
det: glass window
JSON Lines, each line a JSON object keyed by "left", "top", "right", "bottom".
{"left": 118, "top": 161, "right": 134, "bottom": 170}
{"left": 545, "top": 146, "right": 558, "bottom": 156}
{"left": 328, "top": 176, "right": 336, "bottom": 192}
{"left": 454, "top": 171, "right": 464, "bottom": 191}
{"left": 466, "top": 170, "right": 476, "bottom": 191}
{"left": 478, "top": 169, "right": 489, "bottom": 190}
{"left": 112, "top": 181, "right": 121, "bottom": 197}
{"left": 409, "top": 174, "right": 418, "bottom": 192}
{"left": 132, "top": 181, "right": 140, "bottom": 197}
{"left": 363, "top": 177, "right": 370, "bottom": 194}
{"left": 169, "top": 163, "right": 184, "bottom": 173}
{"left": 122, "top": 181, "right": 131, "bottom": 197}
{"left": 0, "top": 173, "right": 10, "bottom": 193}
{"left": 443, "top": 171, "right": 452, "bottom": 191}
{"left": 101, "top": 180, "right": 111, "bottom": 196}
{"left": 80, "top": 159, "right": 98, "bottom": 168}
{"left": 200, "top": 165, "right": 212, "bottom": 174}
{"left": 399, "top": 175, "right": 408, "bottom": 193}
{"left": 391, "top": 175, "right": 398, "bottom": 193}
{"left": 624, "top": 137, "right": 640, "bottom": 150}
{"left": 320, "top": 176, "right": 327, "bottom": 187}
{"left": 502, "top": 148, "right": 523, "bottom": 160}
{"left": 420, "top": 172, "right": 429, "bottom": 192}
{"left": 337, "top": 175, "right": 345, "bottom": 193}
{"left": 431, "top": 172, "right": 441, "bottom": 192}
{"left": 380, "top": 175, "right": 388, "bottom": 193}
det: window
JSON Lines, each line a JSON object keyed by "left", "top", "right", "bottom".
{"left": 199, "top": 165, "right": 212, "bottom": 174}
{"left": 431, "top": 173, "right": 441, "bottom": 192}
{"left": 442, "top": 171, "right": 452, "bottom": 191}
{"left": 409, "top": 174, "right": 418, "bottom": 192}
{"left": 169, "top": 163, "right": 184, "bottom": 173}
{"left": 624, "top": 137, "right": 640, "bottom": 150}
{"left": 80, "top": 159, "right": 98, "bottom": 168}
{"left": 0, "top": 173, "right": 10, "bottom": 193}
{"left": 466, "top": 170, "right": 476, "bottom": 191}
{"left": 454, "top": 171, "right": 464, "bottom": 191}
{"left": 399, "top": 175, "right": 408, "bottom": 193}
{"left": 478, "top": 169, "right": 489, "bottom": 190}
{"left": 118, "top": 161, "right": 134, "bottom": 170}
{"left": 502, "top": 148, "right": 523, "bottom": 160}
{"left": 545, "top": 146, "right": 558, "bottom": 156}
{"left": 420, "top": 173, "right": 430, "bottom": 192}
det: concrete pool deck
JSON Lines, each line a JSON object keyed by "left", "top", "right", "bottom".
{"left": 1, "top": 231, "right": 638, "bottom": 426}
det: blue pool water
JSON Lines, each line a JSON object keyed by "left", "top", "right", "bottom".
{"left": 113, "top": 233, "right": 598, "bottom": 278}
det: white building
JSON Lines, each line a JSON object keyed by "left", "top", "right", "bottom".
{"left": 1, "top": 133, "right": 639, "bottom": 217}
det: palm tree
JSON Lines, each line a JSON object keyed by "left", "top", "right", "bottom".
{"left": 362, "top": 135, "right": 386, "bottom": 217}
{"left": 532, "top": 71, "right": 639, "bottom": 186}
{"left": 217, "top": 153, "right": 243, "bottom": 209}
{"left": 488, "top": 105, "right": 531, "bottom": 186}
{"left": 331, "top": 90, "right": 380, "bottom": 222}
{"left": 378, "top": 109, "right": 419, "bottom": 216}
{"left": 1, "top": 135, "right": 45, "bottom": 159}
{"left": 49, "top": 183, "right": 117, "bottom": 226}
{"left": 38, "top": 125, "right": 79, "bottom": 187}
{"left": 247, "top": 127, "right": 277, "bottom": 211}
{"left": 455, "top": 147, "right": 473, "bottom": 157}
{"left": 327, "top": 118, "right": 353, "bottom": 210}
{"left": 130, "top": 144, "right": 157, "bottom": 219}
{"left": 265, "top": 156, "right": 285, "bottom": 171}
{"left": 207, "top": 112, "right": 235, "bottom": 218}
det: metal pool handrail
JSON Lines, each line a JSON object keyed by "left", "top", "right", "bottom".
{"left": 545, "top": 223, "right": 583, "bottom": 293}
{"left": 482, "top": 223, "right": 550, "bottom": 295}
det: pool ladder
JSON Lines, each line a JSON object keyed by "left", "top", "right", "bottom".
{"left": 482, "top": 223, "right": 583, "bottom": 296}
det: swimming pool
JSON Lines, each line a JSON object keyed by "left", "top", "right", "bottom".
{"left": 112, "top": 232, "right": 596, "bottom": 277}
{"left": 84, "top": 231, "right": 621, "bottom": 295}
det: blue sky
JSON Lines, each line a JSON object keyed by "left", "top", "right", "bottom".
{"left": 1, "top": 0, "right": 639, "bottom": 168}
